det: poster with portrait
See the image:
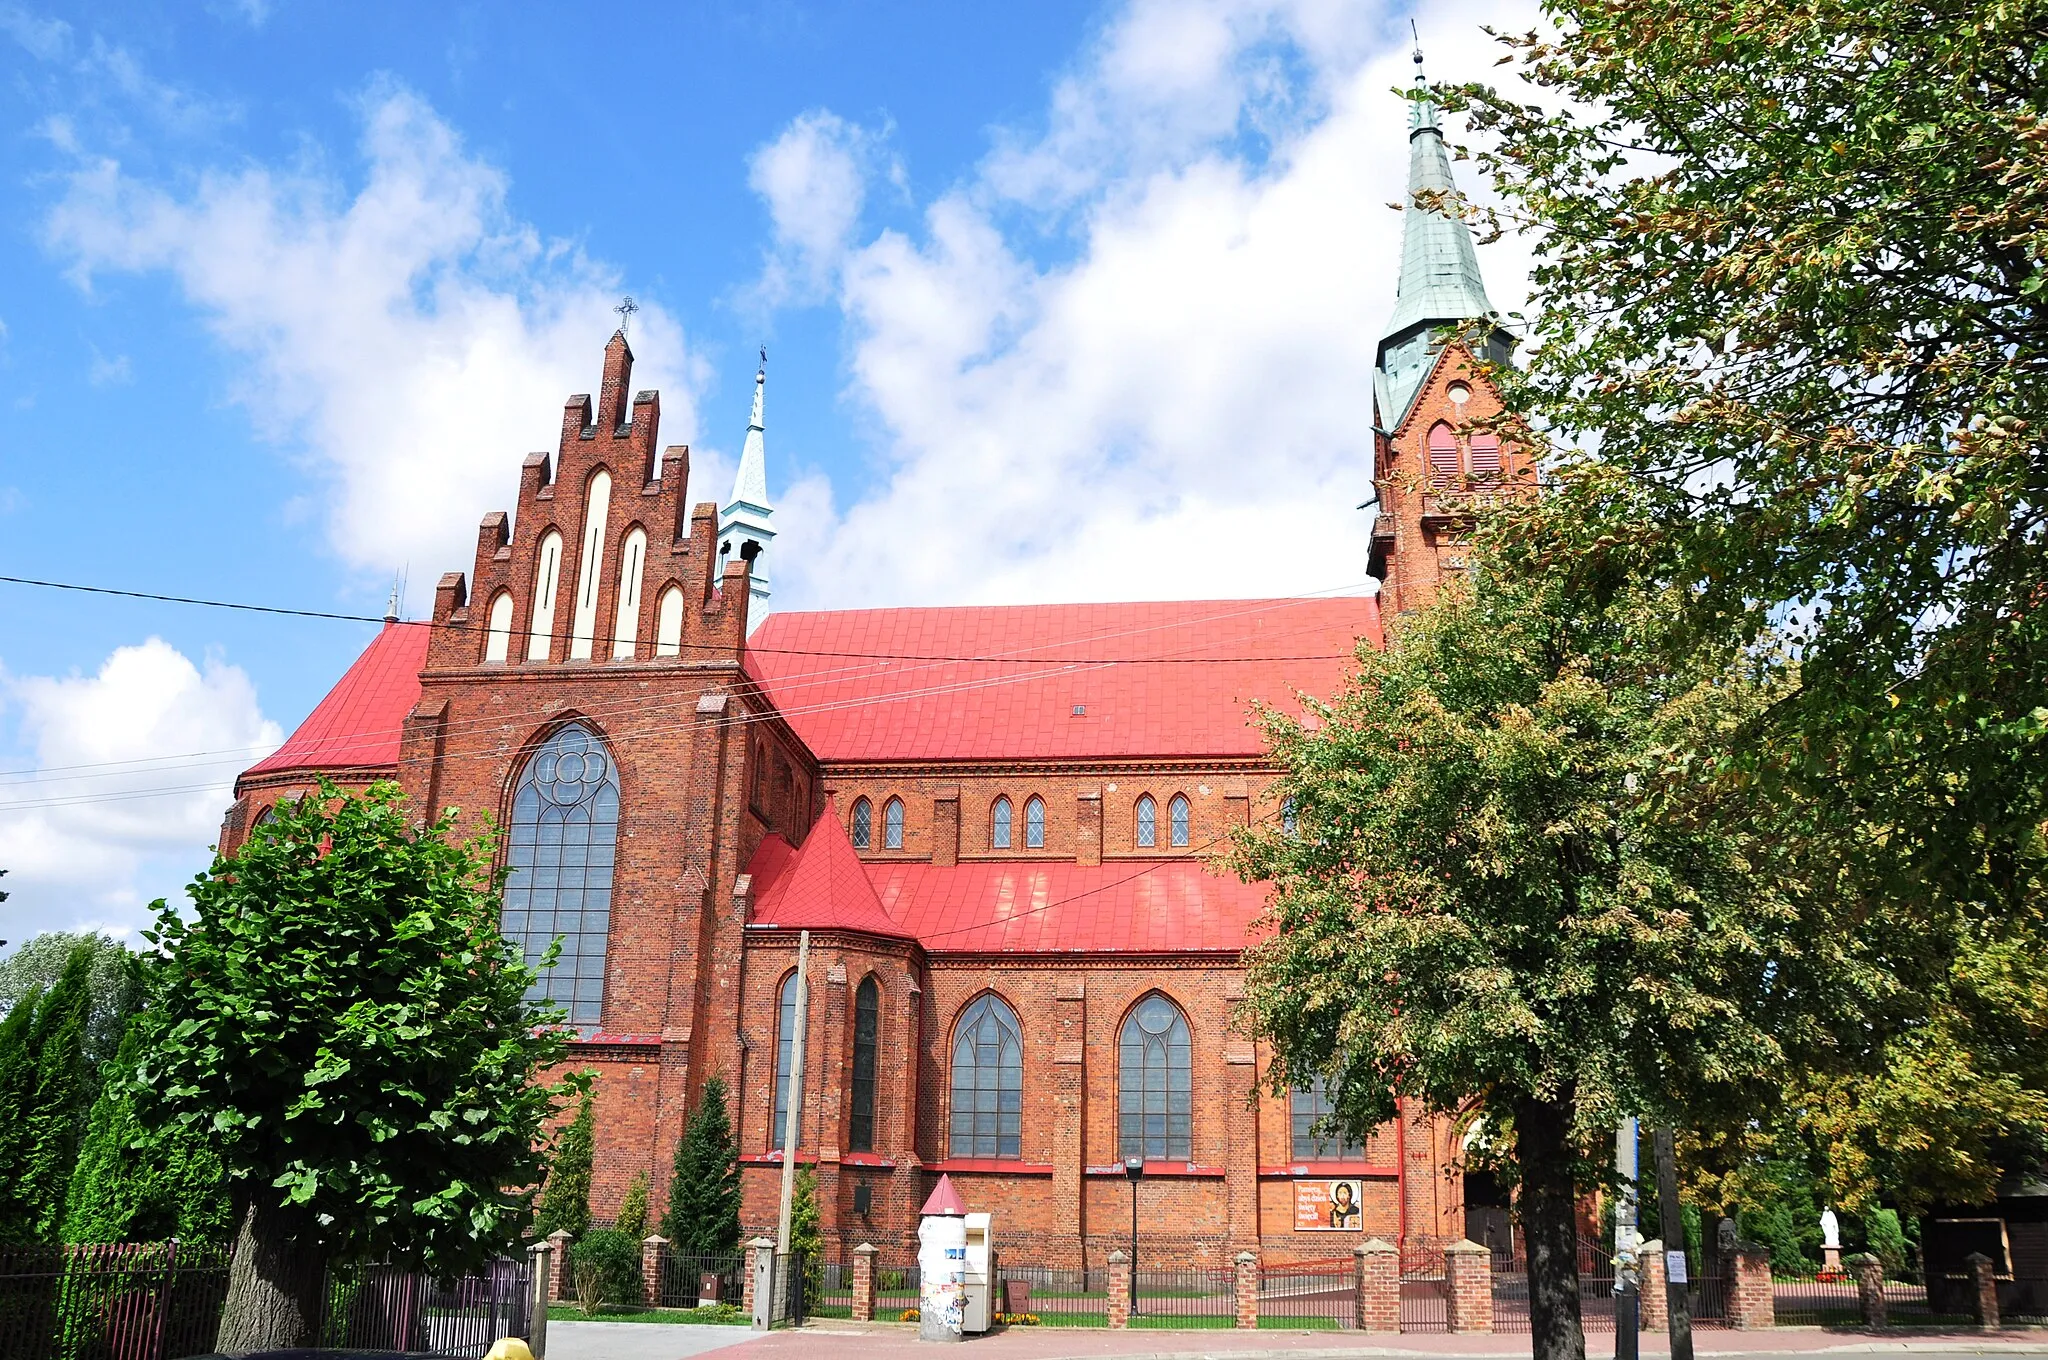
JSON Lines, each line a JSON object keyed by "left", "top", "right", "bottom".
{"left": 1293, "top": 1179, "right": 1364, "bottom": 1231}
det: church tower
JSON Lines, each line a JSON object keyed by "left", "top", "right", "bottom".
{"left": 717, "top": 355, "right": 776, "bottom": 609}
{"left": 1368, "top": 46, "right": 1530, "bottom": 620}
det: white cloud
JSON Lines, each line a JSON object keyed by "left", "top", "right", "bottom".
{"left": 744, "top": 110, "right": 897, "bottom": 311}
{"left": 0, "top": 5, "right": 70, "bottom": 61}
{"left": 758, "top": 0, "right": 1540, "bottom": 612}
{"left": 44, "top": 82, "right": 711, "bottom": 610}
{"left": 87, "top": 344, "right": 130, "bottom": 386}
{"left": 0, "top": 639, "right": 281, "bottom": 946}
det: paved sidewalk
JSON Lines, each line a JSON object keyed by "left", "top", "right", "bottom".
{"left": 725, "top": 1325, "right": 2048, "bottom": 1360}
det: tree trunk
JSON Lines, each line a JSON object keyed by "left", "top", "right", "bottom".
{"left": 1517, "top": 1095, "right": 1586, "bottom": 1360}
{"left": 214, "top": 1191, "right": 328, "bottom": 1353}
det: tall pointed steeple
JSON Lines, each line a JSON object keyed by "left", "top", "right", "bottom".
{"left": 1374, "top": 41, "right": 1508, "bottom": 431}
{"left": 718, "top": 351, "right": 776, "bottom": 610}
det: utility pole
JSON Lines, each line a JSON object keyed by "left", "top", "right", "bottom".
{"left": 775, "top": 930, "right": 811, "bottom": 1257}
{"left": 1653, "top": 1127, "right": 1695, "bottom": 1360}
{"left": 1615, "top": 1119, "right": 1641, "bottom": 1360}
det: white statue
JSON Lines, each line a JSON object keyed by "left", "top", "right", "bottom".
{"left": 1820, "top": 1206, "right": 1841, "bottom": 1250}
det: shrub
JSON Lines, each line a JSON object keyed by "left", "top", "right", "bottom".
{"left": 614, "top": 1171, "right": 649, "bottom": 1242}
{"left": 1865, "top": 1208, "right": 1908, "bottom": 1279}
{"left": 536, "top": 1092, "right": 595, "bottom": 1240}
{"left": 571, "top": 1227, "right": 644, "bottom": 1313}
{"left": 878, "top": 1268, "right": 907, "bottom": 1290}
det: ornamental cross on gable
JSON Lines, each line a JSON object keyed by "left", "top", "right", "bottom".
{"left": 614, "top": 295, "right": 638, "bottom": 337}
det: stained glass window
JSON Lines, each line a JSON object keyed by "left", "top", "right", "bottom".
{"left": 1292, "top": 1077, "right": 1367, "bottom": 1160}
{"left": 1119, "top": 995, "right": 1192, "bottom": 1160}
{"left": 502, "top": 723, "right": 618, "bottom": 1030}
{"left": 950, "top": 995, "right": 1023, "bottom": 1158}
{"left": 850, "top": 976, "right": 880, "bottom": 1152}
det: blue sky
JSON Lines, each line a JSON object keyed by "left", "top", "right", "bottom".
{"left": 0, "top": 0, "right": 1533, "bottom": 945}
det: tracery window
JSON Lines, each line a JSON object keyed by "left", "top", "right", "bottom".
{"left": 1024, "top": 796, "right": 1046, "bottom": 849}
{"left": 1291, "top": 1076, "right": 1367, "bottom": 1160}
{"left": 949, "top": 995, "right": 1023, "bottom": 1158}
{"left": 884, "top": 797, "right": 905, "bottom": 850}
{"left": 850, "top": 976, "right": 880, "bottom": 1153}
{"left": 1135, "top": 795, "right": 1157, "bottom": 848}
{"left": 772, "top": 971, "right": 803, "bottom": 1149}
{"left": 501, "top": 723, "right": 619, "bottom": 1030}
{"left": 1119, "top": 994, "right": 1192, "bottom": 1160}
{"left": 1169, "top": 794, "right": 1191, "bottom": 847}
{"left": 850, "top": 797, "right": 872, "bottom": 849}
{"left": 991, "top": 796, "right": 1013, "bottom": 849}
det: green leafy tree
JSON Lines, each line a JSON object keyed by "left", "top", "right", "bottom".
{"left": 614, "top": 1170, "right": 649, "bottom": 1241}
{"left": 132, "top": 780, "right": 580, "bottom": 1352}
{"left": 536, "top": 1091, "right": 595, "bottom": 1239}
{"left": 63, "top": 1016, "right": 231, "bottom": 1244}
{"left": 568, "top": 1227, "right": 642, "bottom": 1312}
{"left": 0, "top": 932, "right": 141, "bottom": 1072}
{"left": 1452, "top": 0, "right": 2048, "bottom": 1200}
{"left": 0, "top": 943, "right": 97, "bottom": 1242}
{"left": 661, "top": 1077, "right": 741, "bottom": 1255}
{"left": 1231, "top": 565, "right": 1861, "bottom": 1360}
{"left": 790, "top": 1166, "right": 823, "bottom": 1301}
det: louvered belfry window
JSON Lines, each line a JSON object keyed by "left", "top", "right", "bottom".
{"left": 1429, "top": 421, "right": 1461, "bottom": 487}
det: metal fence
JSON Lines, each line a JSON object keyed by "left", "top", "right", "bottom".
{"left": 1489, "top": 1235, "right": 1628, "bottom": 1334}
{"left": 0, "top": 1242, "right": 230, "bottom": 1360}
{"left": 1401, "top": 1236, "right": 1448, "bottom": 1332}
{"left": 0, "top": 1243, "right": 532, "bottom": 1360}
{"left": 651, "top": 1250, "right": 746, "bottom": 1311}
{"left": 1130, "top": 1264, "right": 1235, "bottom": 1327}
{"left": 997, "top": 1263, "right": 1103, "bottom": 1326}
{"left": 1259, "top": 1257, "right": 1352, "bottom": 1329}
{"left": 319, "top": 1257, "right": 531, "bottom": 1358}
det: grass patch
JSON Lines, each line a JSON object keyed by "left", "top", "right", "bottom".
{"left": 547, "top": 1303, "right": 748, "bottom": 1325}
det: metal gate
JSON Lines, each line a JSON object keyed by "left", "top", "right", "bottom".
{"left": 1490, "top": 1235, "right": 1617, "bottom": 1333}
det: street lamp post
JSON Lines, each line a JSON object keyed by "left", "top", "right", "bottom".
{"left": 1123, "top": 1157, "right": 1144, "bottom": 1318}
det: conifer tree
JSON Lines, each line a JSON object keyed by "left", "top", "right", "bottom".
{"left": 661, "top": 1077, "right": 740, "bottom": 1255}
{"left": 614, "top": 1171, "right": 649, "bottom": 1241}
{"left": 536, "top": 1091, "right": 594, "bottom": 1239}
{"left": 63, "top": 1017, "right": 231, "bottom": 1243}
{"left": 0, "top": 943, "right": 97, "bottom": 1242}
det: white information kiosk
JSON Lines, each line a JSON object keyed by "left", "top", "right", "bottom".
{"left": 962, "top": 1212, "right": 993, "bottom": 1334}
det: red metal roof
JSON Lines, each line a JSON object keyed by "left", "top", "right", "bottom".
{"left": 920, "top": 1174, "right": 967, "bottom": 1216}
{"left": 745, "top": 804, "right": 916, "bottom": 940}
{"left": 743, "top": 597, "right": 1380, "bottom": 763}
{"left": 244, "top": 622, "right": 429, "bottom": 779}
{"left": 872, "top": 858, "right": 1268, "bottom": 955}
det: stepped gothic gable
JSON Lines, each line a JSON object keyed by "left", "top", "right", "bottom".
{"left": 222, "top": 74, "right": 1526, "bottom": 1269}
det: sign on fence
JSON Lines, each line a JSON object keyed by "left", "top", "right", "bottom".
{"left": 1293, "top": 1180, "right": 1364, "bottom": 1231}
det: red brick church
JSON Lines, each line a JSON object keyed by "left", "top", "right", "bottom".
{"left": 223, "top": 79, "right": 1527, "bottom": 1267}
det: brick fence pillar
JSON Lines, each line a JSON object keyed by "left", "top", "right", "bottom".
{"left": 1852, "top": 1253, "right": 1887, "bottom": 1329}
{"left": 1235, "top": 1251, "right": 1259, "bottom": 1329}
{"left": 1107, "top": 1250, "right": 1130, "bottom": 1328}
{"left": 1639, "top": 1238, "right": 1668, "bottom": 1331}
{"left": 546, "top": 1230, "right": 572, "bottom": 1304}
{"left": 1357, "top": 1237, "right": 1399, "bottom": 1333}
{"left": 641, "top": 1235, "right": 667, "bottom": 1306}
{"left": 852, "top": 1243, "right": 878, "bottom": 1323}
{"left": 1730, "top": 1245, "right": 1775, "bottom": 1330}
{"left": 1445, "top": 1238, "right": 1494, "bottom": 1333}
{"left": 1965, "top": 1252, "right": 2000, "bottom": 1329}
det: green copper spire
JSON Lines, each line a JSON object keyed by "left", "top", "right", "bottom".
{"left": 1374, "top": 41, "right": 1505, "bottom": 430}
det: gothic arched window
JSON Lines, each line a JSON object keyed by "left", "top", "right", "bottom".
{"left": 1291, "top": 1076, "right": 1367, "bottom": 1160}
{"left": 850, "top": 797, "right": 872, "bottom": 850}
{"left": 884, "top": 797, "right": 905, "bottom": 850}
{"left": 1135, "top": 795, "right": 1157, "bottom": 848}
{"left": 850, "top": 976, "right": 880, "bottom": 1153}
{"left": 991, "top": 796, "right": 1013, "bottom": 849}
{"left": 950, "top": 995, "right": 1023, "bottom": 1158}
{"left": 1428, "top": 422, "right": 1460, "bottom": 488}
{"left": 1119, "top": 994, "right": 1192, "bottom": 1160}
{"left": 501, "top": 723, "right": 619, "bottom": 1030}
{"left": 1281, "top": 797, "right": 1298, "bottom": 837}
{"left": 772, "top": 970, "right": 803, "bottom": 1149}
{"left": 1169, "top": 794, "right": 1192, "bottom": 847}
{"left": 1024, "top": 796, "right": 1046, "bottom": 849}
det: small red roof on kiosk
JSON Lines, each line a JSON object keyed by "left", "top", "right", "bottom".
{"left": 920, "top": 1174, "right": 967, "bottom": 1216}
{"left": 244, "top": 622, "right": 429, "bottom": 779}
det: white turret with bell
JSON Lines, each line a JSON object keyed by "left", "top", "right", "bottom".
{"left": 717, "top": 351, "right": 776, "bottom": 612}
